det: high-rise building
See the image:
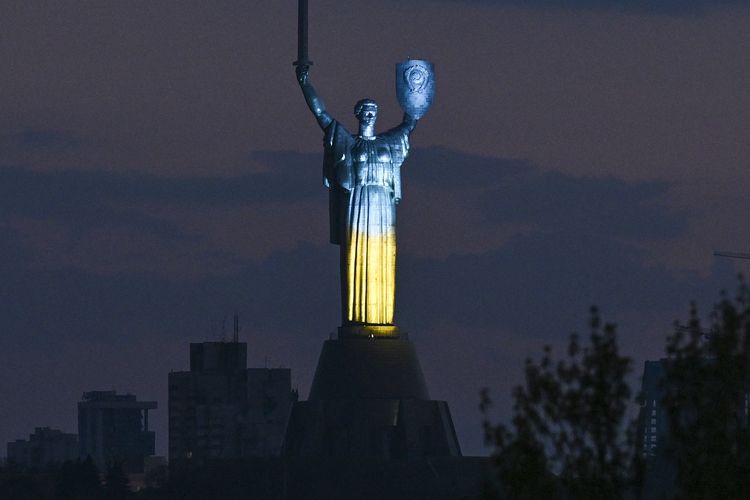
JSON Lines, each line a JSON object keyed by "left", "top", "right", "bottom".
{"left": 637, "top": 359, "right": 668, "bottom": 459}
{"left": 168, "top": 341, "right": 297, "bottom": 461}
{"left": 6, "top": 427, "right": 78, "bottom": 469}
{"left": 637, "top": 356, "right": 750, "bottom": 497}
{"left": 78, "top": 390, "right": 157, "bottom": 473}
{"left": 638, "top": 358, "right": 686, "bottom": 498}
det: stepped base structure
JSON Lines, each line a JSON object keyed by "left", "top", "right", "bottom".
{"left": 283, "top": 332, "right": 461, "bottom": 459}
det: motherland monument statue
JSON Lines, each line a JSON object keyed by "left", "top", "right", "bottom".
{"left": 293, "top": 0, "right": 434, "bottom": 336}
{"left": 283, "top": 0, "right": 460, "bottom": 460}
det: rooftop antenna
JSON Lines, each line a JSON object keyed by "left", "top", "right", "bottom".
{"left": 220, "top": 316, "right": 227, "bottom": 342}
{"left": 233, "top": 312, "right": 240, "bottom": 343}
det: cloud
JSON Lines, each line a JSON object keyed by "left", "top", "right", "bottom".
{"left": 401, "top": 147, "right": 529, "bottom": 189}
{"left": 404, "top": 146, "right": 685, "bottom": 242}
{"left": 0, "top": 147, "right": 737, "bottom": 458}
{"left": 0, "top": 151, "right": 319, "bottom": 236}
{"left": 15, "top": 129, "right": 81, "bottom": 150}
{"left": 0, "top": 146, "right": 720, "bottom": 339}
{"left": 0, "top": 231, "right": 733, "bottom": 347}
{"left": 395, "top": 148, "right": 723, "bottom": 336}
{"left": 0, "top": 148, "right": 732, "bottom": 344}
{"left": 480, "top": 171, "right": 688, "bottom": 240}
{"left": 0, "top": 146, "right": 682, "bottom": 244}
{"left": 0, "top": 225, "right": 31, "bottom": 270}
{"left": 398, "top": 231, "right": 735, "bottom": 337}
{"left": 434, "top": 0, "right": 750, "bottom": 15}
{"left": 0, "top": 243, "right": 339, "bottom": 347}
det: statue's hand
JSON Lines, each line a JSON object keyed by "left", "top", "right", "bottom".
{"left": 295, "top": 64, "right": 310, "bottom": 85}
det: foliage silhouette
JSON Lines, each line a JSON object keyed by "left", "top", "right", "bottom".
{"left": 103, "top": 461, "right": 131, "bottom": 498}
{"left": 0, "top": 462, "right": 47, "bottom": 500}
{"left": 662, "top": 279, "right": 750, "bottom": 499}
{"left": 54, "top": 458, "right": 101, "bottom": 500}
{"left": 481, "top": 307, "right": 637, "bottom": 499}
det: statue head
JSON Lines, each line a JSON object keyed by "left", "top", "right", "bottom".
{"left": 354, "top": 99, "right": 378, "bottom": 132}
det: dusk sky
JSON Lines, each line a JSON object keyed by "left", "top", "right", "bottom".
{"left": 1, "top": 1, "right": 749, "bottom": 457}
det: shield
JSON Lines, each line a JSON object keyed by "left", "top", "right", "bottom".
{"left": 395, "top": 59, "right": 435, "bottom": 120}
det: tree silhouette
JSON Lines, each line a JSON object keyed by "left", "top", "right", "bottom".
{"left": 54, "top": 458, "right": 101, "bottom": 500}
{"left": 103, "top": 460, "right": 130, "bottom": 498}
{"left": 0, "top": 462, "right": 46, "bottom": 500}
{"left": 481, "top": 307, "right": 637, "bottom": 499}
{"left": 662, "top": 280, "right": 750, "bottom": 499}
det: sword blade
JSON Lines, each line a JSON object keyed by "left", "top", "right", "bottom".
{"left": 295, "top": 0, "right": 310, "bottom": 66}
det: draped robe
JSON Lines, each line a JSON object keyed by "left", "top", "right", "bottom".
{"left": 323, "top": 120, "right": 411, "bottom": 325}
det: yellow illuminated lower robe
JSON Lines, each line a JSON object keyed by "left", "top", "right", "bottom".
{"left": 344, "top": 183, "right": 396, "bottom": 325}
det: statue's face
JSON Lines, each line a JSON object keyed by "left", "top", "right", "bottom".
{"left": 356, "top": 104, "right": 378, "bottom": 127}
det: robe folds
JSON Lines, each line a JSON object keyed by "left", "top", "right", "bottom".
{"left": 323, "top": 120, "right": 410, "bottom": 325}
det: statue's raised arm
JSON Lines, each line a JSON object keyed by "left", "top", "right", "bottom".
{"left": 296, "top": 66, "right": 333, "bottom": 130}
{"left": 293, "top": 0, "right": 332, "bottom": 130}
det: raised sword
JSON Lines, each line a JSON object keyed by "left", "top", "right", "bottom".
{"left": 293, "top": 0, "right": 313, "bottom": 69}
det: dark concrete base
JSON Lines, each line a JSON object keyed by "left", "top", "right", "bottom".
{"left": 284, "top": 398, "right": 461, "bottom": 459}
{"left": 309, "top": 337, "right": 429, "bottom": 400}
{"left": 283, "top": 336, "right": 462, "bottom": 459}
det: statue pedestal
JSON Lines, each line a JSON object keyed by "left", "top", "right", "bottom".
{"left": 283, "top": 334, "right": 461, "bottom": 459}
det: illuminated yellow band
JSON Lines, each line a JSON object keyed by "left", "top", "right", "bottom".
{"left": 345, "top": 227, "right": 396, "bottom": 325}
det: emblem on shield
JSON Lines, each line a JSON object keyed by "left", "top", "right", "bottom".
{"left": 396, "top": 59, "right": 435, "bottom": 120}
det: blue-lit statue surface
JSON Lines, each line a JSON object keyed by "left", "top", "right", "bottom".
{"left": 295, "top": 61, "right": 433, "bottom": 332}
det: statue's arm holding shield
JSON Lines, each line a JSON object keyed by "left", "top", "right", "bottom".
{"left": 383, "top": 114, "right": 417, "bottom": 206}
{"left": 391, "top": 113, "right": 418, "bottom": 136}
